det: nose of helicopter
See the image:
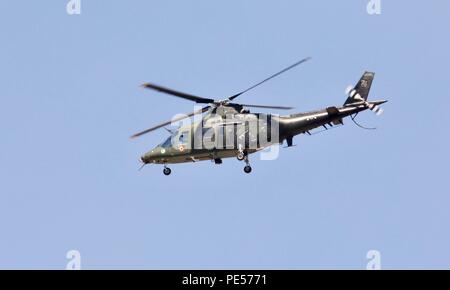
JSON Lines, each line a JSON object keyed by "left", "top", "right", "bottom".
{"left": 140, "top": 147, "right": 166, "bottom": 164}
{"left": 140, "top": 149, "right": 157, "bottom": 164}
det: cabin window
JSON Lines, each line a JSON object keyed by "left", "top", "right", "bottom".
{"left": 179, "top": 131, "right": 190, "bottom": 144}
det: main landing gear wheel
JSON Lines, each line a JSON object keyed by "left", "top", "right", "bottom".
{"left": 243, "top": 155, "right": 252, "bottom": 174}
{"left": 163, "top": 167, "right": 171, "bottom": 176}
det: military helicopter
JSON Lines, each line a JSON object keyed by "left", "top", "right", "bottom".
{"left": 131, "top": 58, "right": 387, "bottom": 175}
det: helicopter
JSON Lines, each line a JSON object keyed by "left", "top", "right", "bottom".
{"left": 131, "top": 57, "right": 387, "bottom": 175}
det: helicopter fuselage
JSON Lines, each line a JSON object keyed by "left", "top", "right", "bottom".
{"left": 140, "top": 100, "right": 386, "bottom": 165}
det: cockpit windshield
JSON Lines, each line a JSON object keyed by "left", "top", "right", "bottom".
{"left": 159, "top": 136, "right": 173, "bottom": 148}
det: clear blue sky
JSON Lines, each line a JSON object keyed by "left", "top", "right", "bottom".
{"left": 1, "top": 1, "right": 449, "bottom": 269}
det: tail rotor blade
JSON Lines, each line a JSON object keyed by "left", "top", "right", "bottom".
{"left": 366, "top": 100, "right": 387, "bottom": 116}
{"left": 368, "top": 103, "right": 384, "bottom": 115}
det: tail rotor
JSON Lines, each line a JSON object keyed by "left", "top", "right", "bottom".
{"left": 344, "top": 71, "right": 386, "bottom": 116}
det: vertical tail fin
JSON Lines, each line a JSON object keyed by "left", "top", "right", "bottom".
{"left": 344, "top": 72, "right": 375, "bottom": 105}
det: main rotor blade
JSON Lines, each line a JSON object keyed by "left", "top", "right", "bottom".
{"left": 228, "top": 57, "right": 311, "bottom": 101}
{"left": 141, "top": 83, "right": 215, "bottom": 104}
{"left": 130, "top": 106, "right": 210, "bottom": 139}
{"left": 235, "top": 103, "right": 294, "bottom": 110}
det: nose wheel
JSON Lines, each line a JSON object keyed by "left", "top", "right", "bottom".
{"left": 163, "top": 166, "right": 171, "bottom": 176}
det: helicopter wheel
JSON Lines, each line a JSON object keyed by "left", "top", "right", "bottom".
{"left": 237, "top": 152, "right": 245, "bottom": 161}
{"left": 244, "top": 165, "right": 252, "bottom": 174}
{"left": 163, "top": 167, "right": 172, "bottom": 176}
